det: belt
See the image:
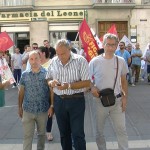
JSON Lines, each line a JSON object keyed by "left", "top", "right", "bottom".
{"left": 116, "top": 93, "right": 122, "bottom": 98}
{"left": 56, "top": 92, "right": 84, "bottom": 99}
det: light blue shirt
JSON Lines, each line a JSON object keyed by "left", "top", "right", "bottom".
{"left": 115, "top": 49, "right": 131, "bottom": 65}
{"left": 131, "top": 49, "right": 142, "bottom": 66}
{"left": 89, "top": 55, "right": 128, "bottom": 95}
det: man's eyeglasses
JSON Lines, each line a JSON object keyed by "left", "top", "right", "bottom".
{"left": 119, "top": 45, "right": 124, "bottom": 47}
{"left": 105, "top": 43, "right": 116, "bottom": 48}
{"left": 33, "top": 47, "right": 38, "bottom": 50}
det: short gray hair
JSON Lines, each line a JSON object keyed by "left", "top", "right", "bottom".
{"left": 103, "top": 33, "right": 118, "bottom": 45}
{"left": 29, "top": 50, "right": 40, "bottom": 57}
{"left": 55, "top": 39, "right": 70, "bottom": 50}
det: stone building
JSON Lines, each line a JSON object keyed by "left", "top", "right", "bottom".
{"left": 0, "top": 0, "right": 149, "bottom": 53}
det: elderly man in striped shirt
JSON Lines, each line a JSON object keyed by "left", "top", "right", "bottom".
{"left": 46, "top": 39, "right": 90, "bottom": 150}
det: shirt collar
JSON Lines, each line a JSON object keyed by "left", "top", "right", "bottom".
{"left": 56, "top": 52, "right": 77, "bottom": 66}
{"left": 27, "top": 66, "right": 45, "bottom": 73}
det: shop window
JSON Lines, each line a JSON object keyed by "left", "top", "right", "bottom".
{"left": 2, "top": 0, "right": 25, "bottom": 6}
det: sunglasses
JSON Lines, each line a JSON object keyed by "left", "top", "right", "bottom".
{"left": 33, "top": 47, "right": 38, "bottom": 50}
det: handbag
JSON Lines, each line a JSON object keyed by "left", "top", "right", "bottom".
{"left": 100, "top": 56, "right": 119, "bottom": 107}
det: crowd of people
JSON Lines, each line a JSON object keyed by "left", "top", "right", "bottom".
{"left": 0, "top": 33, "right": 150, "bottom": 150}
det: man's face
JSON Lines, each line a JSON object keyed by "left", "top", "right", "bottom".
{"left": 15, "top": 48, "right": 20, "bottom": 53}
{"left": 43, "top": 41, "right": 49, "bottom": 48}
{"left": 29, "top": 53, "right": 41, "bottom": 69}
{"left": 119, "top": 43, "right": 125, "bottom": 50}
{"left": 32, "top": 45, "right": 38, "bottom": 50}
{"left": 56, "top": 45, "right": 70, "bottom": 64}
{"left": 127, "top": 44, "right": 132, "bottom": 51}
{"left": 103, "top": 39, "right": 117, "bottom": 54}
{"left": 135, "top": 43, "right": 140, "bottom": 49}
{"left": 27, "top": 46, "right": 31, "bottom": 52}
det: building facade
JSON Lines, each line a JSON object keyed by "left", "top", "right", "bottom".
{"left": 0, "top": 0, "right": 150, "bottom": 54}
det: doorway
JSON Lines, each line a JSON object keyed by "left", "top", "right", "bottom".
{"left": 17, "top": 39, "right": 30, "bottom": 54}
{"left": 98, "top": 21, "right": 128, "bottom": 40}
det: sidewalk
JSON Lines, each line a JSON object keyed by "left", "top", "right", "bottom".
{"left": 0, "top": 80, "right": 150, "bottom": 149}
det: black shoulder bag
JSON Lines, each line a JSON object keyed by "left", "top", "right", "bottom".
{"left": 99, "top": 56, "right": 119, "bottom": 107}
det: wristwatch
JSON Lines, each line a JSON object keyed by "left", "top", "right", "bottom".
{"left": 50, "top": 105, "right": 54, "bottom": 108}
{"left": 68, "top": 83, "right": 71, "bottom": 89}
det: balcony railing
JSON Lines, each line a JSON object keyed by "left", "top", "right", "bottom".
{"left": 0, "top": 0, "right": 35, "bottom": 7}
{"left": 143, "top": 0, "right": 150, "bottom": 4}
{"left": 92, "top": 0, "right": 135, "bottom": 3}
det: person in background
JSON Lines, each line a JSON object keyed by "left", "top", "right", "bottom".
{"left": 32, "top": 43, "right": 38, "bottom": 50}
{"left": 97, "top": 48, "right": 104, "bottom": 55}
{"left": 115, "top": 41, "right": 131, "bottom": 66}
{"left": 43, "top": 40, "right": 56, "bottom": 59}
{"left": 0, "top": 51, "right": 10, "bottom": 89}
{"left": 3, "top": 50, "right": 11, "bottom": 68}
{"left": 131, "top": 43, "right": 142, "bottom": 86}
{"left": 38, "top": 46, "right": 53, "bottom": 141}
{"left": 143, "top": 44, "right": 150, "bottom": 84}
{"left": 22, "top": 45, "right": 31, "bottom": 71}
{"left": 46, "top": 39, "right": 90, "bottom": 150}
{"left": 24, "top": 43, "right": 38, "bottom": 71}
{"left": 18, "top": 50, "right": 52, "bottom": 150}
{"left": 89, "top": 33, "right": 128, "bottom": 150}
{"left": 126, "top": 44, "right": 133, "bottom": 84}
{"left": 11, "top": 47, "right": 22, "bottom": 88}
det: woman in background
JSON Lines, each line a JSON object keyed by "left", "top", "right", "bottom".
{"left": 38, "top": 46, "right": 54, "bottom": 141}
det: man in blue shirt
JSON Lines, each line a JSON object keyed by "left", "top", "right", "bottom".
{"left": 18, "top": 51, "right": 52, "bottom": 150}
{"left": 115, "top": 41, "right": 131, "bottom": 66}
{"left": 131, "top": 43, "right": 142, "bottom": 85}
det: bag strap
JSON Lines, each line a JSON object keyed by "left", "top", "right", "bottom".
{"left": 113, "top": 56, "right": 119, "bottom": 90}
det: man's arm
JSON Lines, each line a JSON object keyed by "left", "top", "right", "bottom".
{"left": 128, "top": 57, "right": 131, "bottom": 65}
{"left": 48, "top": 87, "right": 54, "bottom": 117}
{"left": 121, "top": 74, "right": 128, "bottom": 112}
{"left": 18, "top": 85, "right": 25, "bottom": 118}
{"left": 0, "top": 80, "right": 10, "bottom": 89}
{"left": 11, "top": 60, "right": 14, "bottom": 71}
{"left": 49, "top": 79, "right": 90, "bottom": 90}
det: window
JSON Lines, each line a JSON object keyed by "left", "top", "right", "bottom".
{"left": 2, "top": 0, "right": 25, "bottom": 6}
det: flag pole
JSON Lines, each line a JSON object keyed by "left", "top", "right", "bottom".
{"left": 75, "top": 32, "right": 79, "bottom": 42}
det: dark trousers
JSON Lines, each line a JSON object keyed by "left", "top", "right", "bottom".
{"left": 54, "top": 94, "right": 86, "bottom": 150}
{"left": 13, "top": 69, "right": 21, "bottom": 86}
{"left": 147, "top": 65, "right": 150, "bottom": 82}
{"left": 46, "top": 117, "right": 52, "bottom": 132}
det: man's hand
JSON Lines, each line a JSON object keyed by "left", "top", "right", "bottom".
{"left": 18, "top": 107, "right": 23, "bottom": 118}
{"left": 91, "top": 86, "right": 99, "bottom": 98}
{"left": 56, "top": 82, "right": 69, "bottom": 90}
{"left": 48, "top": 80, "right": 61, "bottom": 88}
{"left": 2, "top": 80, "right": 10, "bottom": 88}
{"left": 121, "top": 96, "right": 127, "bottom": 112}
{"left": 48, "top": 107, "right": 54, "bottom": 118}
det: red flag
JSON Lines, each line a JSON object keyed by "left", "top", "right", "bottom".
{"left": 0, "top": 31, "right": 14, "bottom": 52}
{"left": 100, "top": 24, "right": 118, "bottom": 42}
{"left": 79, "top": 19, "right": 99, "bottom": 62}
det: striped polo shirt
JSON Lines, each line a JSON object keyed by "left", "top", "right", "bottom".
{"left": 46, "top": 52, "right": 90, "bottom": 95}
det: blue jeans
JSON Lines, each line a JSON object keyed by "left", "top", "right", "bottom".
{"left": 54, "top": 93, "right": 86, "bottom": 150}
{"left": 94, "top": 97, "right": 128, "bottom": 150}
{"left": 14, "top": 69, "right": 21, "bottom": 85}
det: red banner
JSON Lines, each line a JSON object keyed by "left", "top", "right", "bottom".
{"left": 100, "top": 24, "right": 118, "bottom": 42}
{"left": 79, "top": 19, "right": 98, "bottom": 62}
{"left": 0, "top": 31, "right": 14, "bottom": 52}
